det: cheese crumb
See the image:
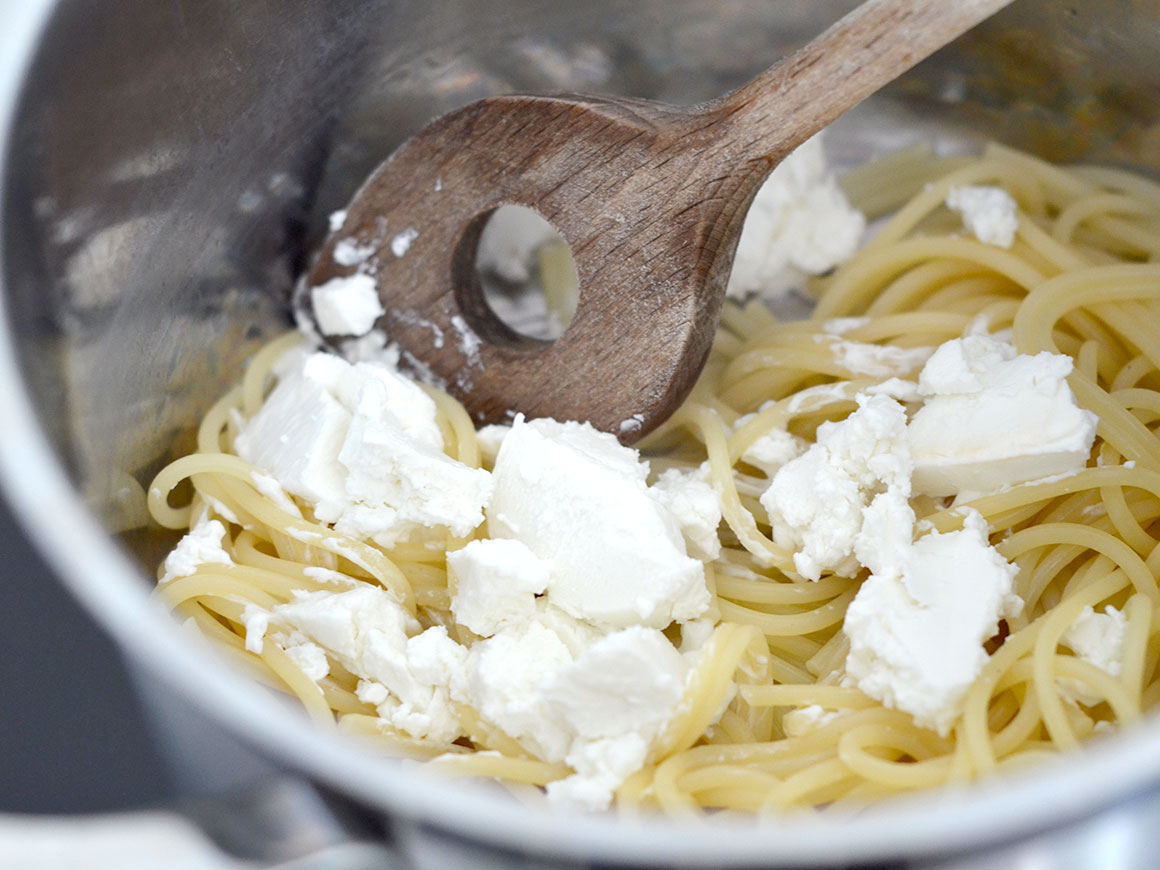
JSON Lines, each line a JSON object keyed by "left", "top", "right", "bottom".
{"left": 332, "top": 237, "right": 376, "bottom": 267}
{"left": 727, "top": 135, "right": 865, "bottom": 299}
{"left": 448, "top": 538, "right": 550, "bottom": 637}
{"left": 234, "top": 352, "right": 491, "bottom": 545}
{"left": 908, "top": 334, "right": 1097, "bottom": 497}
{"left": 760, "top": 395, "right": 911, "bottom": 580}
{"left": 844, "top": 509, "right": 1021, "bottom": 736}
{"left": 311, "top": 273, "right": 385, "bottom": 337}
{"left": 488, "top": 417, "right": 709, "bottom": 629}
{"left": 946, "top": 185, "right": 1018, "bottom": 247}
{"left": 160, "top": 518, "right": 232, "bottom": 583}
{"left": 782, "top": 705, "right": 841, "bottom": 737}
{"left": 271, "top": 586, "right": 465, "bottom": 742}
{"left": 1064, "top": 605, "right": 1127, "bottom": 676}
{"left": 650, "top": 466, "right": 723, "bottom": 560}
{"left": 390, "top": 227, "right": 419, "bottom": 258}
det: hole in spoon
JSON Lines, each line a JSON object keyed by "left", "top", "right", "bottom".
{"left": 474, "top": 205, "right": 579, "bottom": 342}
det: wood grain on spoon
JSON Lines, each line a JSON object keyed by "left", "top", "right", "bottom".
{"left": 306, "top": 0, "right": 1014, "bottom": 441}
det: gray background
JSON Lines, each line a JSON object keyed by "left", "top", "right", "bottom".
{"left": 0, "top": 491, "right": 174, "bottom": 814}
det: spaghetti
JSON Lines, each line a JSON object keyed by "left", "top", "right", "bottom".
{"left": 149, "top": 143, "right": 1160, "bottom": 814}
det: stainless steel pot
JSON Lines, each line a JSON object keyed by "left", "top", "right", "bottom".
{"left": 5, "top": 1, "right": 1160, "bottom": 867}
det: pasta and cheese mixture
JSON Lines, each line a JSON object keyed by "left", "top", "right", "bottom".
{"left": 150, "top": 141, "right": 1160, "bottom": 814}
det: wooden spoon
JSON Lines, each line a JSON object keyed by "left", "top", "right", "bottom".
{"left": 306, "top": 0, "right": 1013, "bottom": 441}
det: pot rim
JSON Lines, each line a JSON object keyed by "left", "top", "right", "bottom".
{"left": 3, "top": 2, "right": 1159, "bottom": 864}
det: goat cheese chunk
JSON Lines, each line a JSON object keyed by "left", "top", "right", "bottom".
{"left": 907, "top": 334, "right": 1098, "bottom": 497}
{"left": 1064, "top": 605, "right": 1127, "bottom": 677}
{"left": 487, "top": 417, "right": 709, "bottom": 629}
{"left": 448, "top": 538, "right": 550, "bottom": 637}
{"left": 263, "top": 586, "right": 466, "bottom": 742}
{"left": 1059, "top": 605, "right": 1128, "bottom": 706}
{"left": 727, "top": 135, "right": 865, "bottom": 299}
{"left": 844, "top": 509, "right": 1021, "bottom": 736}
{"left": 760, "top": 394, "right": 912, "bottom": 580}
{"left": 737, "top": 424, "right": 808, "bottom": 478}
{"left": 159, "top": 518, "right": 232, "bottom": 583}
{"left": 234, "top": 351, "right": 491, "bottom": 545}
{"left": 650, "top": 466, "right": 723, "bottom": 560}
{"left": 946, "top": 185, "right": 1019, "bottom": 248}
{"left": 459, "top": 622, "right": 692, "bottom": 810}
{"left": 310, "top": 273, "right": 385, "bottom": 337}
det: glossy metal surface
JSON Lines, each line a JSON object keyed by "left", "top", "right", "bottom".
{"left": 4, "top": 0, "right": 1160, "bottom": 866}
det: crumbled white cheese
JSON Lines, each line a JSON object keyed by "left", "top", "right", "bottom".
{"left": 390, "top": 227, "right": 419, "bottom": 258}
{"left": 543, "top": 626, "right": 687, "bottom": 740}
{"left": 822, "top": 317, "right": 871, "bottom": 335}
{"left": 228, "top": 405, "right": 711, "bottom": 801}
{"left": 760, "top": 395, "right": 912, "bottom": 580}
{"left": 650, "top": 466, "right": 722, "bottom": 560}
{"left": 782, "top": 705, "right": 841, "bottom": 737}
{"left": 828, "top": 339, "right": 933, "bottom": 378}
{"left": 475, "top": 423, "right": 510, "bottom": 465}
{"left": 448, "top": 538, "right": 550, "bottom": 637}
{"left": 619, "top": 414, "right": 645, "bottom": 436}
{"left": 542, "top": 627, "right": 689, "bottom": 809}
{"left": 310, "top": 273, "right": 385, "bottom": 337}
{"left": 243, "top": 615, "right": 331, "bottom": 683}
{"left": 531, "top": 600, "right": 608, "bottom": 656}
{"left": 908, "top": 334, "right": 1098, "bottom": 497}
{"left": 234, "top": 352, "right": 491, "bottom": 545}
{"left": 946, "top": 185, "right": 1018, "bottom": 248}
{"left": 727, "top": 135, "right": 865, "bottom": 300}
{"left": 488, "top": 416, "right": 709, "bottom": 629}
{"left": 1058, "top": 604, "right": 1128, "bottom": 706}
{"left": 332, "top": 237, "right": 376, "bottom": 267}
{"left": 551, "top": 733, "right": 652, "bottom": 810}
{"left": 741, "top": 427, "right": 807, "bottom": 477}
{"left": 340, "top": 330, "right": 397, "bottom": 365}
{"left": 242, "top": 605, "right": 270, "bottom": 653}
{"left": 461, "top": 620, "right": 576, "bottom": 761}
{"left": 844, "top": 509, "right": 1021, "bottom": 736}
{"left": 476, "top": 205, "right": 561, "bottom": 283}
{"left": 733, "top": 407, "right": 808, "bottom": 478}
{"left": 328, "top": 209, "right": 347, "bottom": 233}
{"left": 866, "top": 377, "right": 922, "bottom": 404}
{"left": 459, "top": 621, "right": 691, "bottom": 810}
{"left": 1064, "top": 605, "right": 1127, "bottom": 677}
{"left": 202, "top": 494, "right": 239, "bottom": 525}
{"left": 679, "top": 618, "right": 716, "bottom": 653}
{"left": 160, "top": 518, "right": 232, "bottom": 583}
{"left": 250, "top": 471, "right": 301, "bottom": 517}
{"left": 283, "top": 637, "right": 330, "bottom": 682}
{"left": 271, "top": 586, "right": 466, "bottom": 742}
{"left": 853, "top": 489, "right": 915, "bottom": 584}
{"left": 302, "top": 566, "right": 360, "bottom": 588}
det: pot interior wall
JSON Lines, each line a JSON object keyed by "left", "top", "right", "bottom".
{"left": 4, "top": 0, "right": 1160, "bottom": 862}
{"left": 7, "top": 0, "right": 1159, "bottom": 567}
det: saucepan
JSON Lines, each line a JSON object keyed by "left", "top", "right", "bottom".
{"left": 4, "top": 0, "right": 1160, "bottom": 867}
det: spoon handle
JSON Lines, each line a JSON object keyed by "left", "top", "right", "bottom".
{"left": 700, "top": 0, "right": 1016, "bottom": 161}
